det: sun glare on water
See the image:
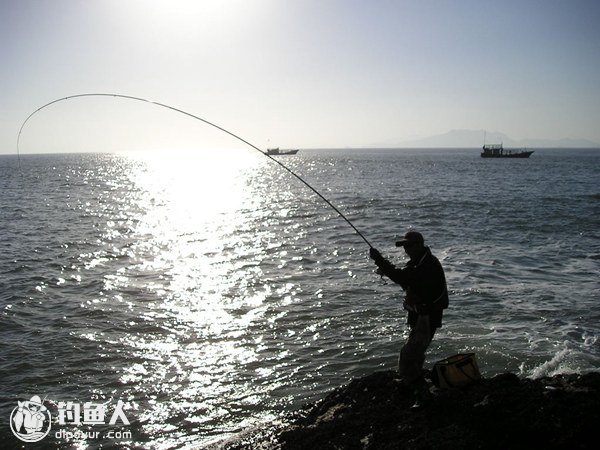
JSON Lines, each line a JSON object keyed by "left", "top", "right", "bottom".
{"left": 113, "top": 148, "right": 280, "bottom": 441}
{"left": 131, "top": 149, "right": 260, "bottom": 228}
{"left": 125, "top": 148, "right": 267, "bottom": 311}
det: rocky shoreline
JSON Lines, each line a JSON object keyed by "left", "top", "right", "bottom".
{"left": 214, "top": 370, "right": 600, "bottom": 449}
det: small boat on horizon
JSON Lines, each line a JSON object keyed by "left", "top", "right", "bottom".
{"left": 481, "top": 143, "right": 534, "bottom": 158}
{"left": 266, "top": 148, "right": 299, "bottom": 156}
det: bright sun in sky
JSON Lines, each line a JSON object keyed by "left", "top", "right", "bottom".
{"left": 122, "top": 0, "right": 250, "bottom": 37}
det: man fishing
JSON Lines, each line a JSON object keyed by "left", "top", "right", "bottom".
{"left": 369, "top": 230, "right": 448, "bottom": 406}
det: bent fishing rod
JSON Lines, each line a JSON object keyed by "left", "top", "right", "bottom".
{"left": 17, "top": 93, "right": 374, "bottom": 248}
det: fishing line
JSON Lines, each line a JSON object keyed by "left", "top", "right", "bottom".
{"left": 17, "top": 93, "right": 373, "bottom": 248}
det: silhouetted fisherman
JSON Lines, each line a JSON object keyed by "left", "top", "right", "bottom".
{"left": 370, "top": 230, "right": 449, "bottom": 406}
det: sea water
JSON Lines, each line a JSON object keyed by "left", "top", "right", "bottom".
{"left": 1, "top": 148, "right": 598, "bottom": 448}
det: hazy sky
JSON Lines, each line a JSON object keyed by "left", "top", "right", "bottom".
{"left": 2, "top": 0, "right": 599, "bottom": 153}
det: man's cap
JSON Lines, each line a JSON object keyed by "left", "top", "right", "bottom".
{"left": 395, "top": 230, "right": 424, "bottom": 247}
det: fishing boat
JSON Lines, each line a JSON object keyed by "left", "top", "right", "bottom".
{"left": 266, "top": 148, "right": 299, "bottom": 156}
{"left": 481, "top": 143, "right": 534, "bottom": 158}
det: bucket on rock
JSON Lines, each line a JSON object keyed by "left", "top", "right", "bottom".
{"left": 432, "top": 353, "right": 481, "bottom": 389}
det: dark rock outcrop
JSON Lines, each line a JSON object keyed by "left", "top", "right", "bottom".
{"left": 217, "top": 370, "right": 600, "bottom": 449}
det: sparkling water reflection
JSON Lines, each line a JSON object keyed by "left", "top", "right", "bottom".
{"left": 108, "top": 151, "right": 283, "bottom": 445}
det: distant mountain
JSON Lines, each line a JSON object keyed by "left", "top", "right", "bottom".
{"left": 388, "top": 130, "right": 599, "bottom": 148}
{"left": 517, "top": 137, "right": 600, "bottom": 148}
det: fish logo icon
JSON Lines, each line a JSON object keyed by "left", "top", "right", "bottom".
{"left": 10, "top": 395, "right": 52, "bottom": 442}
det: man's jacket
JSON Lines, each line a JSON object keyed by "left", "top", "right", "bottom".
{"left": 373, "top": 247, "right": 448, "bottom": 328}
